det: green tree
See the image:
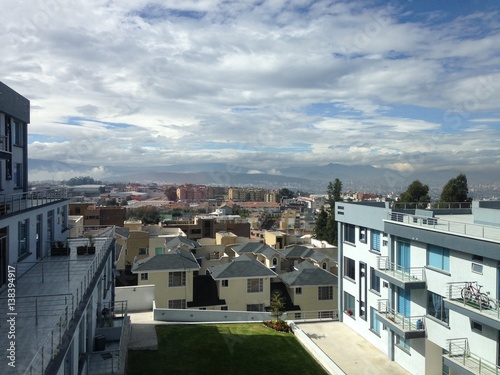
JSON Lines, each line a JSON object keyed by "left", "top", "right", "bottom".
{"left": 315, "top": 179, "right": 342, "bottom": 245}
{"left": 277, "top": 188, "right": 295, "bottom": 202}
{"left": 399, "top": 180, "right": 430, "bottom": 206}
{"left": 270, "top": 292, "right": 285, "bottom": 321}
{"left": 440, "top": 173, "right": 470, "bottom": 203}
{"left": 314, "top": 206, "right": 328, "bottom": 239}
{"left": 127, "top": 206, "right": 162, "bottom": 224}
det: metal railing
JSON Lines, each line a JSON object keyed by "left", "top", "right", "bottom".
{"left": 0, "top": 135, "right": 8, "bottom": 152}
{"left": 391, "top": 202, "right": 472, "bottom": 210}
{"left": 376, "top": 256, "right": 425, "bottom": 282}
{"left": 446, "top": 338, "right": 500, "bottom": 375}
{"left": 446, "top": 282, "right": 500, "bottom": 319}
{"left": 377, "top": 300, "right": 425, "bottom": 332}
{"left": 20, "top": 228, "right": 116, "bottom": 375}
{"left": 0, "top": 188, "right": 68, "bottom": 216}
{"left": 387, "top": 212, "right": 500, "bottom": 242}
{"left": 287, "top": 310, "right": 340, "bottom": 321}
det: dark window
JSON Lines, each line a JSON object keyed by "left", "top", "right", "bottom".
{"left": 427, "top": 291, "right": 449, "bottom": 324}
{"left": 370, "top": 267, "right": 380, "bottom": 293}
{"left": 169, "top": 271, "right": 186, "bottom": 287}
{"left": 247, "top": 278, "right": 263, "bottom": 293}
{"left": 222, "top": 279, "right": 229, "bottom": 287}
{"left": 359, "top": 227, "right": 367, "bottom": 243}
{"left": 344, "top": 257, "right": 355, "bottom": 280}
{"left": 344, "top": 224, "right": 355, "bottom": 243}
{"left": 318, "top": 286, "right": 333, "bottom": 300}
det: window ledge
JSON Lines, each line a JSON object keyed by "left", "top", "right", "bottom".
{"left": 343, "top": 276, "right": 356, "bottom": 284}
{"left": 369, "top": 250, "right": 381, "bottom": 255}
{"left": 369, "top": 328, "right": 381, "bottom": 337}
{"left": 424, "top": 266, "right": 450, "bottom": 276}
{"left": 369, "top": 289, "right": 381, "bottom": 296}
{"left": 395, "top": 344, "right": 411, "bottom": 355}
{"left": 425, "top": 314, "right": 450, "bottom": 329}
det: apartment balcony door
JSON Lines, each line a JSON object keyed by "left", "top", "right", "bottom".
{"left": 396, "top": 241, "right": 411, "bottom": 274}
{"left": 0, "top": 228, "right": 7, "bottom": 288}
{"left": 397, "top": 287, "right": 411, "bottom": 317}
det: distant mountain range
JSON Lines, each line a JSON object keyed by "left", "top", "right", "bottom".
{"left": 28, "top": 159, "right": 500, "bottom": 197}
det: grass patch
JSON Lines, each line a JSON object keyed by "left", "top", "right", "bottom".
{"left": 127, "top": 323, "right": 328, "bottom": 375}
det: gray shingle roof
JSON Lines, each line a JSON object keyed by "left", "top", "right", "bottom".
{"left": 132, "top": 249, "right": 200, "bottom": 272}
{"left": 282, "top": 245, "right": 315, "bottom": 258}
{"left": 115, "top": 227, "right": 130, "bottom": 238}
{"left": 165, "top": 236, "right": 201, "bottom": 250}
{"left": 279, "top": 261, "right": 338, "bottom": 286}
{"left": 209, "top": 255, "right": 277, "bottom": 279}
{"left": 231, "top": 242, "right": 279, "bottom": 258}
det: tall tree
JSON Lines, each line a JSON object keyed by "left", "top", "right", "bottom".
{"left": 399, "top": 180, "right": 431, "bottom": 205}
{"left": 440, "top": 173, "right": 470, "bottom": 202}
{"left": 314, "top": 179, "right": 342, "bottom": 245}
{"left": 314, "top": 206, "right": 328, "bottom": 240}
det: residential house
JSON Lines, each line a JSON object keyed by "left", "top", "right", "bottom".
{"left": 132, "top": 249, "right": 200, "bottom": 309}
{"left": 230, "top": 242, "right": 283, "bottom": 272}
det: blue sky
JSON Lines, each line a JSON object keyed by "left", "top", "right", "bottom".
{"left": 1, "top": 0, "right": 499, "bottom": 181}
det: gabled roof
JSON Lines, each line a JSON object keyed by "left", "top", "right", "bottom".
{"left": 279, "top": 262, "right": 338, "bottom": 287}
{"left": 132, "top": 249, "right": 200, "bottom": 273}
{"left": 231, "top": 242, "right": 280, "bottom": 258}
{"left": 115, "top": 227, "right": 130, "bottom": 238}
{"left": 209, "top": 255, "right": 277, "bottom": 279}
{"left": 282, "top": 245, "right": 335, "bottom": 264}
{"left": 165, "top": 236, "right": 201, "bottom": 250}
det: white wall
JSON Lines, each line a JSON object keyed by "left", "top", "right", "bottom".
{"left": 115, "top": 285, "right": 155, "bottom": 312}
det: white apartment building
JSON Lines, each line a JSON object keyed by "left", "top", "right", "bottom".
{"left": 0, "top": 82, "right": 128, "bottom": 375}
{"left": 335, "top": 200, "right": 500, "bottom": 375}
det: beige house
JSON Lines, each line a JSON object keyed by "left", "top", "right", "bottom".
{"left": 281, "top": 245, "right": 337, "bottom": 275}
{"left": 279, "top": 261, "right": 338, "bottom": 318}
{"left": 230, "top": 242, "right": 283, "bottom": 272}
{"left": 115, "top": 227, "right": 150, "bottom": 270}
{"left": 132, "top": 249, "right": 200, "bottom": 308}
{"left": 209, "top": 255, "right": 277, "bottom": 311}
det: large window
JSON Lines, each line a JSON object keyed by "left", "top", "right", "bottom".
{"left": 427, "top": 245, "right": 450, "bottom": 272}
{"left": 344, "top": 224, "right": 355, "bottom": 243}
{"left": 344, "top": 257, "right": 355, "bottom": 280}
{"left": 318, "top": 286, "right": 333, "bottom": 300}
{"left": 371, "top": 230, "right": 381, "bottom": 252}
{"left": 247, "top": 304, "right": 264, "bottom": 312}
{"left": 169, "top": 271, "right": 186, "bottom": 287}
{"left": 370, "top": 307, "right": 380, "bottom": 335}
{"left": 247, "top": 278, "right": 263, "bottom": 293}
{"left": 13, "top": 163, "right": 22, "bottom": 188}
{"left": 168, "top": 299, "right": 186, "bottom": 309}
{"left": 396, "top": 334, "right": 410, "bottom": 352}
{"left": 18, "top": 219, "right": 29, "bottom": 258}
{"left": 427, "top": 291, "right": 449, "bottom": 324}
{"left": 140, "top": 273, "right": 148, "bottom": 281}
{"left": 344, "top": 291, "right": 355, "bottom": 317}
{"left": 370, "top": 267, "right": 380, "bottom": 293}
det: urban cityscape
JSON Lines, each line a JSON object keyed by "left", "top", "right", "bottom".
{"left": 2, "top": 1, "right": 500, "bottom": 375}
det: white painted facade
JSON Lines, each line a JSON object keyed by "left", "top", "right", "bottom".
{"left": 336, "top": 201, "right": 500, "bottom": 375}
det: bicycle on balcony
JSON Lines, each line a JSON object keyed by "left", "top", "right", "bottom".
{"left": 461, "top": 282, "right": 495, "bottom": 310}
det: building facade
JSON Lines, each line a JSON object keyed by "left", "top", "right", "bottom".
{"left": 335, "top": 200, "right": 500, "bottom": 375}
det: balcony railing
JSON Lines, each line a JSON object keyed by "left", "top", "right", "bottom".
{"left": 376, "top": 299, "right": 425, "bottom": 338}
{"left": 391, "top": 202, "right": 472, "bottom": 210}
{"left": 446, "top": 281, "right": 500, "bottom": 320}
{"left": 376, "top": 256, "right": 425, "bottom": 284}
{"left": 445, "top": 338, "right": 500, "bottom": 375}
{"left": 0, "top": 135, "right": 8, "bottom": 152}
{"left": 0, "top": 188, "right": 68, "bottom": 216}
{"left": 387, "top": 212, "right": 500, "bottom": 242}
{"left": 287, "top": 310, "right": 340, "bottom": 321}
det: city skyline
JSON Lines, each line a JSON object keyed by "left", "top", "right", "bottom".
{"left": 2, "top": 0, "right": 500, "bottom": 181}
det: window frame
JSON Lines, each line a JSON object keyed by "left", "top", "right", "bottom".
{"left": 295, "top": 287, "right": 302, "bottom": 295}
{"left": 140, "top": 273, "right": 149, "bottom": 281}
{"left": 427, "top": 291, "right": 449, "bottom": 324}
{"left": 18, "top": 219, "right": 29, "bottom": 258}
{"left": 371, "top": 230, "right": 381, "bottom": 252}
{"left": 344, "top": 224, "right": 355, "bottom": 244}
{"left": 221, "top": 279, "right": 229, "bottom": 287}
{"left": 247, "top": 278, "right": 263, "bottom": 293}
{"left": 343, "top": 256, "right": 356, "bottom": 281}
{"left": 370, "top": 267, "right": 380, "bottom": 294}
{"left": 318, "top": 286, "right": 333, "bottom": 300}
{"left": 169, "top": 271, "right": 186, "bottom": 287}
{"left": 427, "top": 244, "right": 450, "bottom": 272}
{"left": 168, "top": 299, "right": 186, "bottom": 309}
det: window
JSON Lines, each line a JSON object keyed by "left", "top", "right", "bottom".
{"left": 13, "top": 163, "right": 22, "bottom": 188}
{"left": 344, "top": 291, "right": 355, "bottom": 317}
{"left": 295, "top": 287, "right": 302, "bottom": 295}
{"left": 396, "top": 334, "right": 410, "bottom": 352}
{"left": 371, "top": 230, "right": 381, "bottom": 252}
{"left": 18, "top": 219, "right": 29, "bottom": 258}
{"left": 272, "top": 257, "right": 278, "bottom": 266}
{"left": 247, "top": 304, "right": 264, "bottom": 312}
{"left": 344, "top": 224, "right": 355, "bottom": 243}
{"left": 155, "top": 247, "right": 164, "bottom": 255}
{"left": 370, "top": 307, "right": 380, "bottom": 335}
{"left": 221, "top": 306, "right": 228, "bottom": 311}
{"left": 359, "top": 227, "right": 367, "bottom": 243}
{"left": 427, "top": 291, "right": 449, "bottom": 324}
{"left": 427, "top": 245, "right": 450, "bottom": 271}
{"left": 168, "top": 299, "right": 186, "bottom": 309}
{"left": 471, "top": 321, "right": 482, "bottom": 332}
{"left": 322, "top": 262, "right": 327, "bottom": 270}
{"left": 370, "top": 267, "right": 380, "bottom": 294}
{"left": 344, "top": 257, "right": 355, "bottom": 280}
{"left": 471, "top": 263, "right": 483, "bottom": 274}
{"left": 247, "top": 278, "right": 263, "bottom": 293}
{"left": 318, "top": 286, "right": 333, "bottom": 300}
{"left": 221, "top": 279, "right": 229, "bottom": 287}
{"left": 138, "top": 248, "right": 148, "bottom": 255}
{"left": 169, "top": 271, "right": 186, "bottom": 287}
{"left": 140, "top": 273, "right": 148, "bottom": 281}
{"left": 13, "top": 120, "right": 23, "bottom": 146}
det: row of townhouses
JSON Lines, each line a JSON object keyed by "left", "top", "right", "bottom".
{"left": 335, "top": 200, "right": 500, "bottom": 374}
{"left": 0, "top": 82, "right": 129, "bottom": 375}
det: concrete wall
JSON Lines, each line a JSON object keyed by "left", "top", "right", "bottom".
{"left": 154, "top": 303, "right": 275, "bottom": 322}
{"left": 115, "top": 285, "right": 155, "bottom": 312}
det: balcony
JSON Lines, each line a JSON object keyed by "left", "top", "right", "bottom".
{"left": 0, "top": 227, "right": 116, "bottom": 374}
{"left": 376, "top": 299, "right": 426, "bottom": 339}
{"left": 375, "top": 256, "right": 426, "bottom": 289}
{"left": 0, "top": 188, "right": 69, "bottom": 217}
{"left": 445, "top": 282, "right": 500, "bottom": 330}
{"left": 444, "top": 338, "right": 500, "bottom": 375}
{"left": 387, "top": 212, "right": 500, "bottom": 243}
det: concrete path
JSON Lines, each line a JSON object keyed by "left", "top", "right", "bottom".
{"left": 296, "top": 321, "right": 410, "bottom": 375}
{"left": 128, "top": 311, "right": 162, "bottom": 350}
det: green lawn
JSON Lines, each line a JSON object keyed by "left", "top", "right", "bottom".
{"left": 127, "top": 323, "right": 328, "bottom": 375}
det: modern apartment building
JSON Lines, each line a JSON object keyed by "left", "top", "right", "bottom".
{"left": 0, "top": 82, "right": 128, "bottom": 374}
{"left": 335, "top": 200, "right": 500, "bottom": 375}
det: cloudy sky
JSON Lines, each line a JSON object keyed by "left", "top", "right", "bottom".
{"left": 2, "top": 0, "right": 500, "bottom": 180}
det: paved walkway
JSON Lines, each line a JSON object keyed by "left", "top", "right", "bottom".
{"left": 296, "top": 321, "right": 409, "bottom": 375}
{"left": 127, "top": 312, "right": 409, "bottom": 375}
